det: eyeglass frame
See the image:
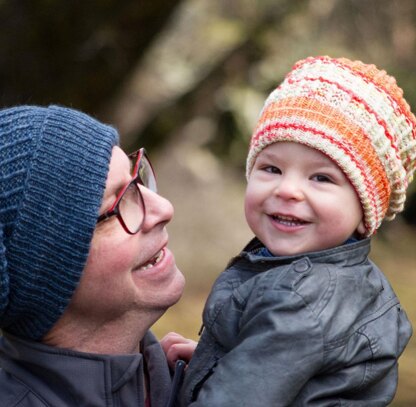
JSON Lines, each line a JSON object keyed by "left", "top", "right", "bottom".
{"left": 96, "top": 148, "right": 157, "bottom": 235}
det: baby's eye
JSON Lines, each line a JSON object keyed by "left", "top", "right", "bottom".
{"left": 311, "top": 174, "right": 333, "bottom": 183}
{"left": 263, "top": 166, "right": 281, "bottom": 174}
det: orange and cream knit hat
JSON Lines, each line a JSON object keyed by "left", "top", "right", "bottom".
{"left": 246, "top": 56, "right": 416, "bottom": 236}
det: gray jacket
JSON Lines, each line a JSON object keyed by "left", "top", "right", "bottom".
{"left": 0, "top": 331, "right": 172, "bottom": 406}
{"left": 180, "top": 238, "right": 412, "bottom": 406}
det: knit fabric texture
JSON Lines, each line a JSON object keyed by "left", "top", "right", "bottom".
{"left": 246, "top": 56, "right": 416, "bottom": 236}
{"left": 0, "top": 105, "right": 118, "bottom": 340}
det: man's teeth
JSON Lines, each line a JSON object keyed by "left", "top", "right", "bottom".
{"left": 140, "top": 250, "right": 164, "bottom": 270}
{"left": 272, "top": 214, "right": 305, "bottom": 226}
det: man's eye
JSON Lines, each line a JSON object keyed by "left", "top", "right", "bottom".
{"left": 312, "top": 174, "right": 332, "bottom": 183}
{"left": 263, "top": 166, "right": 281, "bottom": 174}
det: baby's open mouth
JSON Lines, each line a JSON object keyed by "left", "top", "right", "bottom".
{"left": 271, "top": 214, "right": 307, "bottom": 226}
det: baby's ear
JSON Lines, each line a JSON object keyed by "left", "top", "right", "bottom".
{"left": 356, "top": 220, "right": 366, "bottom": 236}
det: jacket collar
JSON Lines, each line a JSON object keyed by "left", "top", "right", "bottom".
{"left": 231, "top": 237, "right": 371, "bottom": 268}
{"left": 0, "top": 331, "right": 171, "bottom": 406}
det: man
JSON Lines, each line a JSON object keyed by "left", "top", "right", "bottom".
{"left": 0, "top": 105, "right": 189, "bottom": 406}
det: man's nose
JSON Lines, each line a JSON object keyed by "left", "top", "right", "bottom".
{"left": 139, "top": 187, "right": 174, "bottom": 231}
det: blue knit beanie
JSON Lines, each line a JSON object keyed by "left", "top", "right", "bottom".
{"left": 0, "top": 105, "right": 118, "bottom": 340}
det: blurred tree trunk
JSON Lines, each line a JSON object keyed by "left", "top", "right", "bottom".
{"left": 100, "top": 0, "right": 303, "bottom": 149}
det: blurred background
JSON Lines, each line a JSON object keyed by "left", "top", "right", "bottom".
{"left": 2, "top": 0, "right": 415, "bottom": 404}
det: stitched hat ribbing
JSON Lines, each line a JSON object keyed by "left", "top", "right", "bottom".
{"left": 0, "top": 105, "right": 118, "bottom": 340}
{"left": 246, "top": 56, "right": 416, "bottom": 236}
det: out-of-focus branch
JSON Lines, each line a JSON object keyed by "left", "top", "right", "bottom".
{"left": 101, "top": 0, "right": 295, "bottom": 147}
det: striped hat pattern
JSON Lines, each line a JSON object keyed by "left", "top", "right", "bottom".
{"left": 246, "top": 56, "right": 416, "bottom": 236}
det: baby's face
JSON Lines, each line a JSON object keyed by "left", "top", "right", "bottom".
{"left": 245, "top": 142, "right": 365, "bottom": 256}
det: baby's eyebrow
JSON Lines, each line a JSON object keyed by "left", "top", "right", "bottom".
{"left": 309, "top": 163, "right": 339, "bottom": 172}
{"left": 257, "top": 151, "right": 279, "bottom": 161}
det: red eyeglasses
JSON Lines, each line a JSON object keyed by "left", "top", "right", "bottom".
{"left": 97, "top": 148, "right": 157, "bottom": 234}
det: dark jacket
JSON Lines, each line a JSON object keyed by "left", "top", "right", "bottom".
{"left": 180, "top": 238, "right": 412, "bottom": 406}
{"left": 0, "top": 331, "right": 172, "bottom": 406}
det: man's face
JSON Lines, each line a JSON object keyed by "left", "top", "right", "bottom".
{"left": 245, "top": 142, "right": 365, "bottom": 256}
{"left": 69, "top": 146, "right": 185, "bottom": 327}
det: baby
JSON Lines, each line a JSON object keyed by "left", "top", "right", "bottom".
{"left": 178, "top": 56, "right": 415, "bottom": 406}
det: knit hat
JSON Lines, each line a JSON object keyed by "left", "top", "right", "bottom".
{"left": 0, "top": 105, "right": 118, "bottom": 340}
{"left": 246, "top": 56, "right": 416, "bottom": 236}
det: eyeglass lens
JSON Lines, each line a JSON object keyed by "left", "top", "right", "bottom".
{"left": 117, "top": 152, "right": 157, "bottom": 234}
{"left": 138, "top": 155, "right": 157, "bottom": 193}
{"left": 119, "top": 182, "right": 144, "bottom": 234}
